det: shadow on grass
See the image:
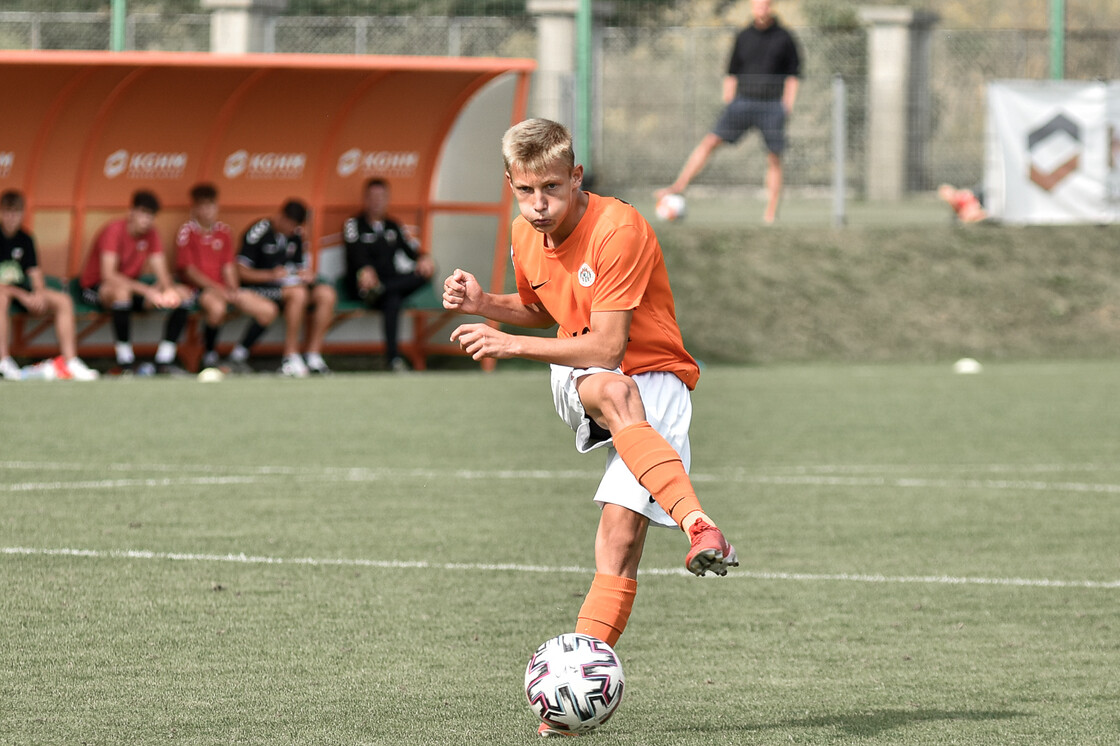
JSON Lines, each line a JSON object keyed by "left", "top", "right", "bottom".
{"left": 663, "top": 708, "right": 1029, "bottom": 738}
{"left": 745, "top": 707, "right": 1029, "bottom": 737}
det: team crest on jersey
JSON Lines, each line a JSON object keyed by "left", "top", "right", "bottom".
{"left": 578, "top": 262, "right": 595, "bottom": 287}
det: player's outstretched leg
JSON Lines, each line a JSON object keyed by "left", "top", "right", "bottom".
{"left": 612, "top": 421, "right": 738, "bottom": 576}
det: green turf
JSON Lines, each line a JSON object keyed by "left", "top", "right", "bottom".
{"left": 2, "top": 362, "right": 1118, "bottom": 745}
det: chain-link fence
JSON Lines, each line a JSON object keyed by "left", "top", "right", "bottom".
{"left": 3, "top": 8, "right": 1119, "bottom": 195}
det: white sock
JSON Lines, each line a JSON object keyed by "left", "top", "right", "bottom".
{"left": 230, "top": 345, "right": 249, "bottom": 362}
{"left": 154, "top": 340, "right": 177, "bottom": 364}
{"left": 115, "top": 342, "right": 135, "bottom": 365}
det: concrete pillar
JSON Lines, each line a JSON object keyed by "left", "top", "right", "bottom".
{"left": 526, "top": 0, "right": 580, "bottom": 128}
{"left": 859, "top": 6, "right": 938, "bottom": 200}
{"left": 525, "top": 0, "right": 612, "bottom": 128}
{"left": 201, "top": 0, "right": 287, "bottom": 54}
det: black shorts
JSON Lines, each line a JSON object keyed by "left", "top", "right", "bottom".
{"left": 712, "top": 97, "right": 787, "bottom": 155}
{"left": 244, "top": 280, "right": 326, "bottom": 307}
{"left": 81, "top": 284, "right": 147, "bottom": 312}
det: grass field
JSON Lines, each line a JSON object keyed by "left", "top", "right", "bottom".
{"left": 2, "top": 361, "right": 1119, "bottom": 745}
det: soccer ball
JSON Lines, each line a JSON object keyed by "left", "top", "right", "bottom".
{"left": 656, "top": 193, "right": 687, "bottom": 222}
{"left": 524, "top": 632, "right": 626, "bottom": 735}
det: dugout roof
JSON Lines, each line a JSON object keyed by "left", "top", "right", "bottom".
{"left": 0, "top": 50, "right": 534, "bottom": 292}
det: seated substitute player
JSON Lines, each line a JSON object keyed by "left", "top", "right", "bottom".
{"left": 235, "top": 199, "right": 336, "bottom": 377}
{"left": 175, "top": 183, "right": 277, "bottom": 373}
{"left": 78, "top": 189, "right": 192, "bottom": 375}
{"left": 443, "top": 119, "right": 738, "bottom": 734}
{"left": 0, "top": 189, "right": 98, "bottom": 380}
{"left": 343, "top": 177, "right": 436, "bottom": 372}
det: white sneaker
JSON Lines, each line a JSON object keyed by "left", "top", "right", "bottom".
{"left": 0, "top": 356, "right": 20, "bottom": 381}
{"left": 304, "top": 352, "right": 331, "bottom": 375}
{"left": 66, "top": 356, "right": 100, "bottom": 381}
{"left": 279, "top": 354, "right": 309, "bottom": 378}
{"left": 20, "top": 358, "right": 57, "bottom": 381}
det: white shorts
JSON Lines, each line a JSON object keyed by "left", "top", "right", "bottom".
{"left": 550, "top": 364, "right": 692, "bottom": 529}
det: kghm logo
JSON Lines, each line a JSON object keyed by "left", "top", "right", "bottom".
{"left": 1027, "top": 113, "right": 1080, "bottom": 192}
{"left": 103, "top": 149, "right": 188, "bottom": 180}
{"left": 0, "top": 152, "right": 13, "bottom": 178}
{"left": 224, "top": 150, "right": 306, "bottom": 180}
{"left": 336, "top": 148, "right": 420, "bottom": 178}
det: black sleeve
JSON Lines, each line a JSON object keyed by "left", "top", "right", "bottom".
{"left": 239, "top": 218, "right": 274, "bottom": 269}
{"left": 343, "top": 217, "right": 369, "bottom": 274}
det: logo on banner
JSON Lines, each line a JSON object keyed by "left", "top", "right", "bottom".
{"left": 1027, "top": 113, "right": 1081, "bottom": 192}
{"left": 0, "top": 152, "right": 12, "bottom": 177}
{"left": 103, "top": 149, "right": 188, "bottom": 180}
{"left": 223, "top": 149, "right": 306, "bottom": 180}
{"left": 336, "top": 148, "right": 419, "bottom": 178}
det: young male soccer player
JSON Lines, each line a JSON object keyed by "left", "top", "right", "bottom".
{"left": 176, "top": 184, "right": 278, "bottom": 372}
{"left": 0, "top": 189, "right": 98, "bottom": 380}
{"left": 235, "top": 199, "right": 335, "bottom": 377}
{"left": 442, "top": 119, "right": 737, "bottom": 735}
{"left": 78, "top": 189, "right": 193, "bottom": 375}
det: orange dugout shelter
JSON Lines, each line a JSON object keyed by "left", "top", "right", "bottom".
{"left": 0, "top": 50, "right": 534, "bottom": 366}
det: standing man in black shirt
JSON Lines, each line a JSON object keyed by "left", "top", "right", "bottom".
{"left": 343, "top": 178, "right": 435, "bottom": 372}
{"left": 656, "top": 0, "right": 801, "bottom": 224}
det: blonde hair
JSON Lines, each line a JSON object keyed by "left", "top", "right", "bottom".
{"left": 501, "top": 118, "right": 576, "bottom": 175}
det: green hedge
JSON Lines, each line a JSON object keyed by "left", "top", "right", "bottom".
{"left": 660, "top": 223, "right": 1120, "bottom": 364}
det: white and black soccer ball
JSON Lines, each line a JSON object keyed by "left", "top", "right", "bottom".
{"left": 524, "top": 632, "right": 625, "bottom": 734}
{"left": 655, "top": 193, "right": 687, "bottom": 222}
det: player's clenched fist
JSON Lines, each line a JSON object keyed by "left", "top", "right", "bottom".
{"left": 442, "top": 268, "right": 482, "bottom": 314}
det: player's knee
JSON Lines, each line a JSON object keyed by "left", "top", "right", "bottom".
{"left": 53, "top": 291, "right": 74, "bottom": 313}
{"left": 201, "top": 298, "right": 224, "bottom": 324}
{"left": 284, "top": 286, "right": 309, "bottom": 309}
{"left": 597, "top": 376, "right": 643, "bottom": 429}
{"left": 314, "top": 285, "right": 337, "bottom": 311}
{"left": 102, "top": 285, "right": 129, "bottom": 305}
{"left": 258, "top": 304, "right": 279, "bottom": 325}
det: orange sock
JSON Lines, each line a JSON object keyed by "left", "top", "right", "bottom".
{"left": 613, "top": 421, "right": 703, "bottom": 529}
{"left": 575, "top": 573, "right": 638, "bottom": 647}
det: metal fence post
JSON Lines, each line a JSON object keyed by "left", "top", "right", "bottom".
{"left": 111, "top": 0, "right": 126, "bottom": 51}
{"left": 832, "top": 74, "right": 847, "bottom": 227}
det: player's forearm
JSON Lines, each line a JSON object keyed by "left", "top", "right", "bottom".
{"left": 186, "top": 266, "right": 222, "bottom": 292}
{"left": 509, "top": 330, "right": 623, "bottom": 370}
{"left": 27, "top": 268, "right": 46, "bottom": 294}
{"left": 476, "top": 292, "right": 555, "bottom": 329}
{"left": 104, "top": 268, "right": 150, "bottom": 296}
{"left": 237, "top": 264, "right": 277, "bottom": 284}
{"left": 782, "top": 77, "right": 799, "bottom": 112}
{"left": 722, "top": 75, "right": 737, "bottom": 104}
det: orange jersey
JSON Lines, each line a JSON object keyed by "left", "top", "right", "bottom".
{"left": 511, "top": 192, "right": 700, "bottom": 390}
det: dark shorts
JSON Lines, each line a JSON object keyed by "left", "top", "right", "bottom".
{"left": 712, "top": 97, "right": 787, "bottom": 154}
{"left": 244, "top": 280, "right": 326, "bottom": 307}
{"left": 243, "top": 284, "right": 285, "bottom": 304}
{"left": 81, "top": 284, "right": 147, "bottom": 312}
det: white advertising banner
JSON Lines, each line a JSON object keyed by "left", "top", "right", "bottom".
{"left": 986, "top": 81, "right": 1117, "bottom": 224}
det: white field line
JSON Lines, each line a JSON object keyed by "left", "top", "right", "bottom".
{"left": 2, "top": 460, "right": 1116, "bottom": 475}
{"left": 3, "top": 545, "right": 1118, "bottom": 589}
{"left": 2, "top": 464, "right": 1120, "bottom": 496}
